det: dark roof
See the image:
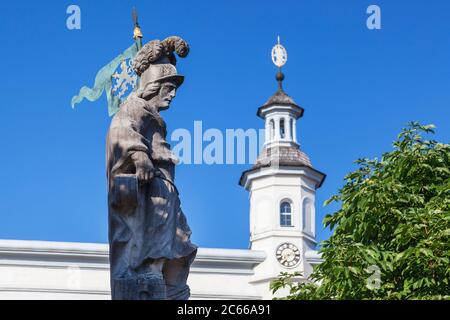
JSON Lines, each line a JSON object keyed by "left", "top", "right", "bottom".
{"left": 254, "top": 145, "right": 312, "bottom": 169}
{"left": 257, "top": 89, "right": 304, "bottom": 119}
{"left": 264, "top": 89, "right": 298, "bottom": 106}
{"left": 239, "top": 145, "right": 326, "bottom": 188}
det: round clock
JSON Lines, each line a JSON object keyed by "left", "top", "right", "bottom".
{"left": 276, "top": 243, "right": 301, "bottom": 268}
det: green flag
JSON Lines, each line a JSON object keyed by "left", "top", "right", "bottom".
{"left": 71, "top": 43, "right": 139, "bottom": 116}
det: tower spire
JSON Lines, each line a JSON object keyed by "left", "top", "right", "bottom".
{"left": 271, "top": 36, "right": 288, "bottom": 91}
{"left": 276, "top": 69, "right": 285, "bottom": 91}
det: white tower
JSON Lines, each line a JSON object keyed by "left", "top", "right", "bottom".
{"left": 239, "top": 38, "right": 326, "bottom": 299}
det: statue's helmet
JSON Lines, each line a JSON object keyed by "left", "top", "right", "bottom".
{"left": 140, "top": 55, "right": 184, "bottom": 88}
{"left": 132, "top": 37, "right": 189, "bottom": 88}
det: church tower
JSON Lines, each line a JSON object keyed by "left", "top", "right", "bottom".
{"left": 239, "top": 38, "right": 326, "bottom": 298}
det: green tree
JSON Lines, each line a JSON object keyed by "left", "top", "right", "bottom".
{"left": 271, "top": 123, "right": 450, "bottom": 299}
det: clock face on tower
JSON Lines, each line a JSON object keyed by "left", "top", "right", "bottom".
{"left": 276, "top": 243, "right": 301, "bottom": 268}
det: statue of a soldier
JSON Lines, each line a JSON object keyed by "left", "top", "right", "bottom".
{"left": 106, "top": 36, "right": 197, "bottom": 300}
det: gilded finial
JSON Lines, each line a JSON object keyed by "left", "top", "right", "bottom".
{"left": 132, "top": 7, "right": 143, "bottom": 40}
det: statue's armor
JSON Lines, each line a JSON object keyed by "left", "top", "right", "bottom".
{"left": 106, "top": 95, "right": 197, "bottom": 300}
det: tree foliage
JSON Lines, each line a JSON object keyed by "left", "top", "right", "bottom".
{"left": 272, "top": 123, "right": 450, "bottom": 299}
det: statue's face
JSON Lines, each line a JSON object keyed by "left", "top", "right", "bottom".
{"left": 156, "top": 81, "right": 177, "bottom": 110}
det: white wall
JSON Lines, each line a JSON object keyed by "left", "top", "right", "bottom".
{"left": 0, "top": 240, "right": 266, "bottom": 300}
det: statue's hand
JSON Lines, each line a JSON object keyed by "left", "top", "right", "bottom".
{"left": 132, "top": 152, "right": 154, "bottom": 184}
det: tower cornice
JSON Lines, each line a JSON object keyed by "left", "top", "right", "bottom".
{"left": 239, "top": 164, "right": 326, "bottom": 190}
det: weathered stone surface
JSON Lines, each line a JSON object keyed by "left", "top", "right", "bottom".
{"left": 106, "top": 36, "right": 197, "bottom": 300}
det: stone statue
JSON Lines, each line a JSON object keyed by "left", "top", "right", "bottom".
{"left": 106, "top": 36, "right": 197, "bottom": 300}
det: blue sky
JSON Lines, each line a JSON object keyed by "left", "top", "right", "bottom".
{"left": 0, "top": 0, "right": 449, "bottom": 249}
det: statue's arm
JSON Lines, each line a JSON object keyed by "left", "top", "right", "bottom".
{"left": 107, "top": 100, "right": 159, "bottom": 186}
